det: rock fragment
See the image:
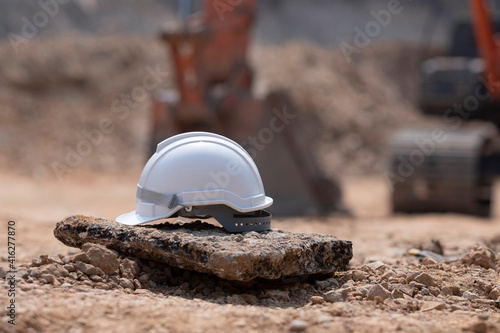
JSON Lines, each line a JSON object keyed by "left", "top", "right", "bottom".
{"left": 391, "top": 289, "right": 405, "bottom": 299}
{"left": 421, "top": 257, "right": 438, "bottom": 266}
{"left": 324, "top": 288, "right": 348, "bottom": 303}
{"left": 367, "top": 284, "right": 391, "bottom": 301}
{"left": 463, "top": 291, "right": 479, "bottom": 300}
{"left": 48, "top": 254, "right": 64, "bottom": 265}
{"left": 41, "top": 274, "right": 59, "bottom": 286}
{"left": 468, "top": 321, "right": 488, "bottom": 333}
{"left": 414, "top": 272, "right": 436, "bottom": 287}
{"left": 351, "top": 270, "right": 366, "bottom": 281}
{"left": 461, "top": 246, "right": 496, "bottom": 269}
{"left": 396, "top": 284, "right": 414, "bottom": 297}
{"left": 420, "top": 301, "right": 445, "bottom": 312}
{"left": 264, "top": 290, "right": 290, "bottom": 302}
{"left": 488, "top": 288, "right": 500, "bottom": 300}
{"left": 90, "top": 275, "right": 103, "bottom": 282}
{"left": 70, "top": 252, "right": 91, "bottom": 264}
{"left": 44, "top": 264, "right": 69, "bottom": 277}
{"left": 315, "top": 278, "right": 339, "bottom": 290}
{"left": 133, "top": 279, "right": 142, "bottom": 289}
{"left": 442, "top": 285, "right": 460, "bottom": 296}
{"left": 364, "top": 261, "right": 388, "bottom": 270}
{"left": 119, "top": 278, "right": 134, "bottom": 289}
{"left": 75, "top": 261, "right": 104, "bottom": 276}
{"left": 120, "top": 258, "right": 140, "bottom": 280}
{"left": 32, "top": 255, "right": 51, "bottom": 267}
{"left": 138, "top": 273, "right": 150, "bottom": 285}
{"left": 310, "top": 296, "right": 324, "bottom": 304}
{"left": 240, "top": 294, "right": 259, "bottom": 305}
{"left": 82, "top": 243, "right": 120, "bottom": 274}
{"left": 228, "top": 294, "right": 247, "bottom": 305}
{"left": 63, "top": 264, "right": 75, "bottom": 272}
{"left": 54, "top": 215, "right": 353, "bottom": 281}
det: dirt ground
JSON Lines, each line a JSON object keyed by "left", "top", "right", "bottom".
{"left": 1, "top": 169, "right": 500, "bottom": 333}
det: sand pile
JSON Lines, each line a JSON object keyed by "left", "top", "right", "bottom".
{"left": 0, "top": 35, "right": 431, "bottom": 179}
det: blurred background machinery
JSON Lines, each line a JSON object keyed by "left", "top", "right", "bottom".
{"left": 150, "top": 0, "right": 343, "bottom": 216}
{"left": 390, "top": 0, "right": 500, "bottom": 216}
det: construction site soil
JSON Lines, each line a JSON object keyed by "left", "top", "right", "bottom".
{"left": 1, "top": 172, "right": 500, "bottom": 332}
{"left": 1, "top": 36, "right": 500, "bottom": 332}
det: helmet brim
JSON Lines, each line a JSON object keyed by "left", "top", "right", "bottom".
{"left": 116, "top": 211, "right": 159, "bottom": 226}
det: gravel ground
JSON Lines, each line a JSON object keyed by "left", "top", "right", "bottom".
{"left": 1, "top": 171, "right": 500, "bottom": 332}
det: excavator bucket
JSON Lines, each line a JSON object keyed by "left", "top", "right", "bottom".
{"left": 239, "top": 91, "right": 343, "bottom": 216}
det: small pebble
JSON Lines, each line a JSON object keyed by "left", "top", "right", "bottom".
{"left": 290, "top": 320, "right": 308, "bottom": 332}
{"left": 469, "top": 321, "right": 488, "bottom": 333}
{"left": 463, "top": 291, "right": 479, "bottom": 300}
{"left": 421, "top": 257, "right": 438, "bottom": 266}
{"left": 367, "top": 284, "right": 391, "bottom": 301}
{"left": 477, "top": 313, "right": 489, "bottom": 321}
{"left": 119, "top": 278, "right": 134, "bottom": 290}
{"left": 414, "top": 272, "right": 436, "bottom": 287}
{"left": 310, "top": 296, "right": 324, "bottom": 305}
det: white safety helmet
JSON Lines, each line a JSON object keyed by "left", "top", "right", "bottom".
{"left": 116, "top": 132, "right": 273, "bottom": 232}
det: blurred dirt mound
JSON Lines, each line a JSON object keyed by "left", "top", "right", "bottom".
{"left": 0, "top": 36, "right": 429, "bottom": 179}
{"left": 0, "top": 35, "right": 171, "bottom": 179}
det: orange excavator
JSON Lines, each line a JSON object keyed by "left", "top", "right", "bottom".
{"left": 390, "top": 0, "right": 500, "bottom": 216}
{"left": 150, "top": 0, "right": 344, "bottom": 216}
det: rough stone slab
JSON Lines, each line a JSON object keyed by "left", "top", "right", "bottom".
{"left": 54, "top": 215, "right": 352, "bottom": 281}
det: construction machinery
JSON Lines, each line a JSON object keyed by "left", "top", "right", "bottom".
{"left": 150, "top": 0, "right": 343, "bottom": 216}
{"left": 390, "top": 0, "right": 500, "bottom": 216}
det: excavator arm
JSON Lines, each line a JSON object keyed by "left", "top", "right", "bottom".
{"left": 469, "top": 0, "right": 500, "bottom": 99}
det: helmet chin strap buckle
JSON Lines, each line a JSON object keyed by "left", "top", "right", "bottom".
{"left": 178, "top": 205, "right": 272, "bottom": 233}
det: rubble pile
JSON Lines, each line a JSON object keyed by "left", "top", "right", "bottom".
{"left": 4, "top": 242, "right": 343, "bottom": 307}
{"left": 2, "top": 244, "right": 498, "bottom": 313}
{"left": 317, "top": 246, "right": 499, "bottom": 313}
